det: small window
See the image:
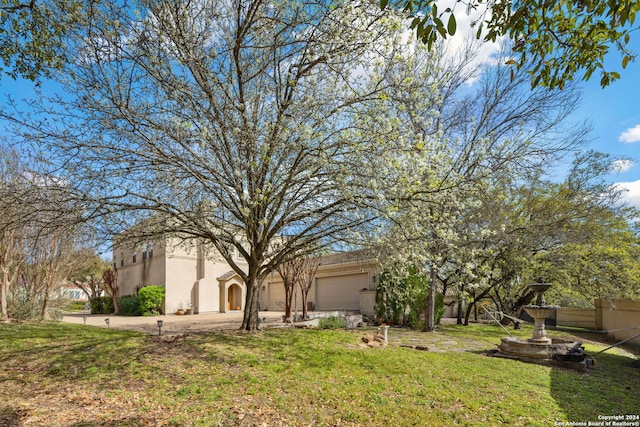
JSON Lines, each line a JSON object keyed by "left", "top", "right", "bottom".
{"left": 132, "top": 253, "right": 137, "bottom": 263}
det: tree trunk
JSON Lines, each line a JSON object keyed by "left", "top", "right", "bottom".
{"left": 301, "top": 289, "right": 309, "bottom": 320}
{"left": 456, "top": 283, "right": 465, "bottom": 325}
{"left": 284, "top": 284, "right": 293, "bottom": 322}
{"left": 464, "top": 301, "right": 474, "bottom": 326}
{"left": 1, "top": 270, "right": 9, "bottom": 322}
{"left": 111, "top": 293, "right": 120, "bottom": 315}
{"left": 241, "top": 269, "right": 261, "bottom": 331}
{"left": 423, "top": 265, "right": 437, "bottom": 332}
{"left": 40, "top": 291, "right": 50, "bottom": 320}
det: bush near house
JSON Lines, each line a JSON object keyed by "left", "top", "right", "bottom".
{"left": 117, "top": 295, "right": 141, "bottom": 316}
{"left": 89, "top": 296, "right": 114, "bottom": 315}
{"left": 375, "top": 266, "right": 445, "bottom": 328}
{"left": 137, "top": 285, "right": 165, "bottom": 316}
{"left": 318, "top": 316, "right": 347, "bottom": 329}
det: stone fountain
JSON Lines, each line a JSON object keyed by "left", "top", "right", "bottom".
{"left": 489, "top": 283, "right": 590, "bottom": 371}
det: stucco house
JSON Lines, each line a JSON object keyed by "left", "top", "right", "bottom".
{"left": 114, "top": 236, "right": 380, "bottom": 317}
{"left": 262, "top": 251, "right": 380, "bottom": 318}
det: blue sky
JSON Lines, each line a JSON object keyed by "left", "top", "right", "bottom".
{"left": 572, "top": 50, "right": 640, "bottom": 208}
{"left": 2, "top": 40, "right": 640, "bottom": 209}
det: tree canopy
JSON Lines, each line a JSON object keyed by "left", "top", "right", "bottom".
{"left": 383, "top": 0, "right": 640, "bottom": 88}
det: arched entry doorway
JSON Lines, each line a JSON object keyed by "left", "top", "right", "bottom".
{"left": 227, "top": 283, "right": 243, "bottom": 311}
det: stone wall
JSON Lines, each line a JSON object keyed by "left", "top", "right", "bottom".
{"left": 595, "top": 298, "right": 640, "bottom": 347}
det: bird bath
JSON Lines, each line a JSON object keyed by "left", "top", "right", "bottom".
{"left": 489, "top": 283, "right": 589, "bottom": 371}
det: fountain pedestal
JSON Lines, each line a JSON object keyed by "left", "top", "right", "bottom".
{"left": 524, "top": 306, "right": 555, "bottom": 344}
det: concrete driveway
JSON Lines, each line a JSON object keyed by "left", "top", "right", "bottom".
{"left": 61, "top": 311, "right": 286, "bottom": 335}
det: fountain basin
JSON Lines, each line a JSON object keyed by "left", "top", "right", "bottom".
{"left": 492, "top": 337, "right": 589, "bottom": 371}
{"left": 488, "top": 282, "right": 592, "bottom": 371}
{"left": 522, "top": 305, "right": 559, "bottom": 318}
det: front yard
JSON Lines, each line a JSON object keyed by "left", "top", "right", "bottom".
{"left": 0, "top": 322, "right": 638, "bottom": 426}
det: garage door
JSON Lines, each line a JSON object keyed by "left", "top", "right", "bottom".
{"left": 316, "top": 273, "right": 368, "bottom": 311}
{"left": 268, "top": 282, "right": 286, "bottom": 310}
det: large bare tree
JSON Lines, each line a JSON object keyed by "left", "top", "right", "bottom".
{"left": 2, "top": 1, "right": 416, "bottom": 330}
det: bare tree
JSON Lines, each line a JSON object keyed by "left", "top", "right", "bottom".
{"left": 275, "top": 260, "right": 297, "bottom": 323}
{"left": 297, "top": 254, "right": 320, "bottom": 321}
{"left": 68, "top": 249, "right": 109, "bottom": 301}
{"left": 1, "top": 143, "right": 89, "bottom": 320}
{"left": 18, "top": 226, "right": 79, "bottom": 319}
{"left": 0, "top": 146, "right": 30, "bottom": 322}
{"left": 102, "top": 268, "right": 119, "bottom": 315}
{"left": 2, "top": 1, "right": 415, "bottom": 330}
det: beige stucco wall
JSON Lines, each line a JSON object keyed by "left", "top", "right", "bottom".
{"left": 556, "top": 307, "right": 597, "bottom": 329}
{"left": 115, "top": 233, "right": 379, "bottom": 316}
{"left": 115, "top": 236, "right": 248, "bottom": 314}
{"left": 116, "top": 240, "right": 167, "bottom": 297}
{"left": 163, "top": 241, "right": 248, "bottom": 314}
{"left": 359, "top": 290, "right": 376, "bottom": 318}
{"left": 262, "top": 255, "right": 379, "bottom": 313}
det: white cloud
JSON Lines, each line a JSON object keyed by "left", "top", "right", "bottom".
{"left": 614, "top": 180, "right": 640, "bottom": 209}
{"left": 618, "top": 124, "right": 640, "bottom": 143}
{"left": 612, "top": 159, "right": 634, "bottom": 173}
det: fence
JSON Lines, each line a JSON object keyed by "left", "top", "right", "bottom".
{"left": 595, "top": 298, "right": 640, "bottom": 345}
{"left": 556, "top": 307, "right": 596, "bottom": 330}
{"left": 554, "top": 299, "right": 640, "bottom": 348}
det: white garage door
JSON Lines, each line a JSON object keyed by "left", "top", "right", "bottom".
{"left": 268, "top": 282, "right": 286, "bottom": 310}
{"left": 316, "top": 273, "right": 368, "bottom": 311}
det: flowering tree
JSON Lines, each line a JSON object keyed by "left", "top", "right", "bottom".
{"left": 349, "top": 40, "right": 590, "bottom": 330}
{"left": 2, "top": 1, "right": 437, "bottom": 330}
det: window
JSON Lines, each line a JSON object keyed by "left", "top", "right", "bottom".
{"left": 132, "top": 253, "right": 137, "bottom": 263}
{"left": 120, "top": 252, "right": 124, "bottom": 267}
{"left": 148, "top": 242, "right": 154, "bottom": 258}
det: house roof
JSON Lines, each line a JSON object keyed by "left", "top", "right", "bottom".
{"left": 217, "top": 270, "right": 239, "bottom": 281}
{"left": 317, "top": 249, "right": 376, "bottom": 266}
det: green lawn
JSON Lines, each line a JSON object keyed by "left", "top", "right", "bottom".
{"left": 0, "top": 322, "right": 638, "bottom": 426}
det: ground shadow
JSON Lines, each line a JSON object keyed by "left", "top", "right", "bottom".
{"left": 549, "top": 343, "right": 640, "bottom": 423}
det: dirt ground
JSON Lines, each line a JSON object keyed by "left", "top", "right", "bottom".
{"left": 61, "top": 310, "right": 287, "bottom": 334}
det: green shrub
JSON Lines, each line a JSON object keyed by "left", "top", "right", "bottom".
{"left": 138, "top": 285, "right": 165, "bottom": 316}
{"left": 318, "top": 316, "right": 346, "bottom": 329}
{"left": 89, "top": 296, "right": 114, "bottom": 314}
{"left": 64, "top": 301, "right": 88, "bottom": 312}
{"left": 376, "top": 265, "right": 447, "bottom": 329}
{"left": 118, "top": 295, "right": 141, "bottom": 316}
